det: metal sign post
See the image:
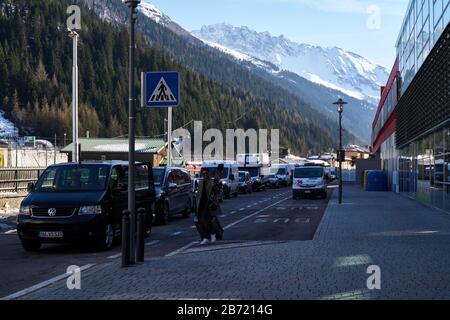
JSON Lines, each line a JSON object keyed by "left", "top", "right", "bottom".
{"left": 168, "top": 107, "right": 173, "bottom": 167}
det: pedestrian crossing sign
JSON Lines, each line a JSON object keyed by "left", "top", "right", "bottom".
{"left": 143, "top": 71, "right": 180, "bottom": 108}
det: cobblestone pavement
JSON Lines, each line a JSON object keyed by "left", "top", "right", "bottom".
{"left": 17, "top": 186, "right": 450, "bottom": 300}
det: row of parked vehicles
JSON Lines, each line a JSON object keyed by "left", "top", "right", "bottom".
{"left": 16, "top": 160, "right": 334, "bottom": 252}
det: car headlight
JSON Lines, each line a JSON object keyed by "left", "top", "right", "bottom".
{"left": 78, "top": 205, "right": 102, "bottom": 215}
{"left": 19, "top": 205, "right": 31, "bottom": 216}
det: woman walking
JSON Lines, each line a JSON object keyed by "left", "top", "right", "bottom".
{"left": 196, "top": 166, "right": 224, "bottom": 245}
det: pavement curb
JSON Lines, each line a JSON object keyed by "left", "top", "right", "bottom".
{"left": 313, "top": 188, "right": 337, "bottom": 241}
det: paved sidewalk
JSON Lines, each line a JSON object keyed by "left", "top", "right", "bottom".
{"left": 17, "top": 186, "right": 450, "bottom": 300}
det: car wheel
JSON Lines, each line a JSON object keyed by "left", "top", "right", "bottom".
{"left": 21, "top": 240, "right": 41, "bottom": 252}
{"left": 182, "top": 200, "right": 191, "bottom": 218}
{"left": 97, "top": 222, "right": 114, "bottom": 251}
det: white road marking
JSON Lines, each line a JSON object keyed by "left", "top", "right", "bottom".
{"left": 166, "top": 241, "right": 198, "bottom": 257}
{"left": 295, "top": 218, "right": 311, "bottom": 224}
{"left": 107, "top": 253, "right": 122, "bottom": 259}
{"left": 224, "top": 197, "right": 289, "bottom": 231}
{"left": 145, "top": 240, "right": 161, "bottom": 247}
{"left": 4, "top": 229, "right": 17, "bottom": 235}
{"left": 171, "top": 231, "right": 182, "bottom": 236}
{"left": 1, "top": 264, "right": 95, "bottom": 300}
{"left": 254, "top": 219, "right": 267, "bottom": 223}
{"left": 230, "top": 211, "right": 237, "bottom": 214}
{"left": 166, "top": 193, "right": 290, "bottom": 257}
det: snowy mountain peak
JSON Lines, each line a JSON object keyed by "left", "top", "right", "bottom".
{"left": 192, "top": 24, "right": 389, "bottom": 103}
{"left": 138, "top": 1, "right": 171, "bottom": 26}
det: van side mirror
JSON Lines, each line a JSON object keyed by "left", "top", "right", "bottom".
{"left": 27, "top": 182, "right": 35, "bottom": 193}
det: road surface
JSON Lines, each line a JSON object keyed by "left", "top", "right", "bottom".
{"left": 0, "top": 186, "right": 331, "bottom": 298}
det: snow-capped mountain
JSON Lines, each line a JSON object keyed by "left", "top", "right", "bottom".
{"left": 86, "top": 0, "right": 189, "bottom": 36}
{"left": 136, "top": 1, "right": 190, "bottom": 36}
{"left": 192, "top": 23, "right": 389, "bottom": 103}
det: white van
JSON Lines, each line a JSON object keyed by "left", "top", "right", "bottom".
{"left": 292, "top": 165, "right": 327, "bottom": 199}
{"left": 269, "top": 164, "right": 292, "bottom": 186}
{"left": 201, "top": 161, "right": 240, "bottom": 199}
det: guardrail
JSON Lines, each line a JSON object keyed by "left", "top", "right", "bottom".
{"left": 0, "top": 168, "right": 44, "bottom": 194}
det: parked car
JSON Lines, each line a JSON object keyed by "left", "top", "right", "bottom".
{"left": 17, "top": 161, "right": 155, "bottom": 252}
{"left": 153, "top": 167, "right": 193, "bottom": 225}
{"left": 267, "top": 175, "right": 281, "bottom": 188}
{"left": 238, "top": 171, "right": 253, "bottom": 194}
{"left": 292, "top": 165, "right": 328, "bottom": 199}
{"left": 201, "top": 161, "right": 239, "bottom": 199}
{"left": 239, "top": 165, "right": 266, "bottom": 192}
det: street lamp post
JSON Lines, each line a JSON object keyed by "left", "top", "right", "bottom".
{"left": 333, "top": 98, "right": 347, "bottom": 205}
{"left": 124, "top": 0, "right": 140, "bottom": 266}
{"left": 68, "top": 29, "right": 79, "bottom": 163}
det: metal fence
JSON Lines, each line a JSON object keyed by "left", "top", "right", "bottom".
{"left": 0, "top": 168, "right": 43, "bottom": 194}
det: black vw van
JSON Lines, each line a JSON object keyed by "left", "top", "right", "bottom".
{"left": 17, "top": 161, "right": 155, "bottom": 252}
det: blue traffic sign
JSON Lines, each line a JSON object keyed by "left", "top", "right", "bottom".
{"left": 143, "top": 71, "right": 180, "bottom": 108}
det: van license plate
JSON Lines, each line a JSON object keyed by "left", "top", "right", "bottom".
{"left": 39, "top": 231, "right": 63, "bottom": 238}
{"left": 304, "top": 190, "right": 311, "bottom": 194}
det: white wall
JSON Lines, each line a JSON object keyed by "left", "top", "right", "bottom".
{"left": 0, "top": 148, "right": 68, "bottom": 168}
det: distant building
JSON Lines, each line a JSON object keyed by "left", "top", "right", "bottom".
{"left": 62, "top": 138, "right": 167, "bottom": 167}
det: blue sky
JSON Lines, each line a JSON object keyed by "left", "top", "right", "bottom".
{"left": 146, "top": 0, "right": 410, "bottom": 68}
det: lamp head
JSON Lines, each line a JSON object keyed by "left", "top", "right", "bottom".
{"left": 333, "top": 98, "right": 347, "bottom": 113}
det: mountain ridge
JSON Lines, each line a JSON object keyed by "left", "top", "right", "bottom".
{"left": 192, "top": 22, "right": 388, "bottom": 104}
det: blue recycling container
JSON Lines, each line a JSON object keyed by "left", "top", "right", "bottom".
{"left": 365, "top": 171, "right": 388, "bottom": 191}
